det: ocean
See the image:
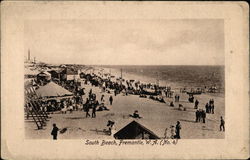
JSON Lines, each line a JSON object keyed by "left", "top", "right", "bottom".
{"left": 98, "top": 65, "right": 224, "bottom": 92}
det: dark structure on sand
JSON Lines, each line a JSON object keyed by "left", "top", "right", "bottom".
{"left": 114, "top": 121, "right": 160, "bottom": 139}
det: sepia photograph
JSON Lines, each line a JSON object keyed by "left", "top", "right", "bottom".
{"left": 1, "top": 1, "right": 249, "bottom": 159}
{"left": 24, "top": 19, "right": 225, "bottom": 140}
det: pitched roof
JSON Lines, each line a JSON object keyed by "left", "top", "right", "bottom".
{"left": 35, "top": 81, "right": 73, "bottom": 98}
{"left": 114, "top": 120, "right": 160, "bottom": 139}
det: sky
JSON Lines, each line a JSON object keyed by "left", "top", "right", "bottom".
{"left": 24, "top": 19, "right": 224, "bottom": 65}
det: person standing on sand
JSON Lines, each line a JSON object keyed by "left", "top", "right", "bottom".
{"left": 208, "top": 103, "right": 211, "bottom": 113}
{"left": 220, "top": 116, "right": 225, "bottom": 131}
{"left": 93, "top": 100, "right": 99, "bottom": 118}
{"left": 201, "top": 110, "right": 206, "bottom": 123}
{"left": 85, "top": 105, "right": 90, "bottom": 118}
{"left": 205, "top": 103, "right": 209, "bottom": 113}
{"left": 194, "top": 99, "right": 199, "bottom": 109}
{"left": 51, "top": 123, "right": 59, "bottom": 140}
{"left": 195, "top": 110, "right": 199, "bottom": 122}
{"left": 174, "top": 121, "right": 181, "bottom": 139}
{"left": 198, "top": 109, "right": 202, "bottom": 122}
{"left": 109, "top": 96, "right": 113, "bottom": 105}
{"left": 211, "top": 104, "right": 214, "bottom": 114}
{"left": 92, "top": 104, "right": 96, "bottom": 118}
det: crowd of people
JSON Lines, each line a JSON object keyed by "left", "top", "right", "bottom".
{"left": 27, "top": 68, "right": 225, "bottom": 139}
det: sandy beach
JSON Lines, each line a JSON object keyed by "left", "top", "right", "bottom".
{"left": 25, "top": 74, "right": 225, "bottom": 139}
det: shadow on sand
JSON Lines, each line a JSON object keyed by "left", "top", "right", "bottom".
{"left": 179, "top": 119, "right": 196, "bottom": 123}
{"left": 201, "top": 128, "right": 214, "bottom": 131}
{"left": 90, "top": 129, "right": 110, "bottom": 135}
{"left": 65, "top": 117, "right": 86, "bottom": 120}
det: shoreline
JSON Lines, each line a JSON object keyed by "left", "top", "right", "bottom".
{"left": 97, "top": 66, "right": 225, "bottom": 97}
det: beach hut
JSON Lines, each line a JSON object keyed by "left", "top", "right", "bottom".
{"left": 48, "top": 69, "right": 61, "bottom": 80}
{"left": 60, "top": 68, "right": 79, "bottom": 81}
{"left": 37, "top": 71, "right": 51, "bottom": 82}
{"left": 114, "top": 121, "right": 160, "bottom": 139}
{"left": 35, "top": 81, "right": 73, "bottom": 100}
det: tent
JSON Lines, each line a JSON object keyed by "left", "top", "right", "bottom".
{"left": 35, "top": 81, "right": 73, "bottom": 100}
{"left": 114, "top": 121, "right": 160, "bottom": 139}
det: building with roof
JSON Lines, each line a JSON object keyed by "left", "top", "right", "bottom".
{"left": 114, "top": 120, "right": 160, "bottom": 139}
{"left": 35, "top": 81, "right": 73, "bottom": 100}
{"left": 60, "top": 68, "right": 79, "bottom": 81}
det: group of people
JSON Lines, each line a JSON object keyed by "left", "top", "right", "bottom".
{"left": 48, "top": 69, "right": 224, "bottom": 140}
{"left": 205, "top": 99, "right": 215, "bottom": 114}
{"left": 164, "top": 121, "right": 181, "bottom": 139}
{"left": 164, "top": 86, "right": 173, "bottom": 98}
{"left": 84, "top": 89, "right": 114, "bottom": 118}
{"left": 195, "top": 109, "right": 206, "bottom": 123}
{"left": 38, "top": 94, "right": 84, "bottom": 114}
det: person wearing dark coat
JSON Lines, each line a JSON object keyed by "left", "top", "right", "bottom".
{"left": 205, "top": 103, "right": 209, "bottom": 113}
{"left": 109, "top": 96, "right": 113, "bottom": 105}
{"left": 194, "top": 99, "right": 199, "bottom": 109}
{"left": 92, "top": 100, "right": 98, "bottom": 118}
{"left": 92, "top": 105, "right": 96, "bottom": 118}
{"left": 211, "top": 104, "right": 214, "bottom": 114}
{"left": 195, "top": 110, "right": 199, "bottom": 122}
{"left": 85, "top": 105, "right": 90, "bottom": 118}
{"left": 51, "top": 123, "right": 59, "bottom": 140}
{"left": 201, "top": 110, "right": 206, "bottom": 123}
{"left": 220, "top": 116, "right": 225, "bottom": 131}
{"left": 208, "top": 103, "right": 212, "bottom": 113}
{"left": 174, "top": 121, "right": 181, "bottom": 139}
